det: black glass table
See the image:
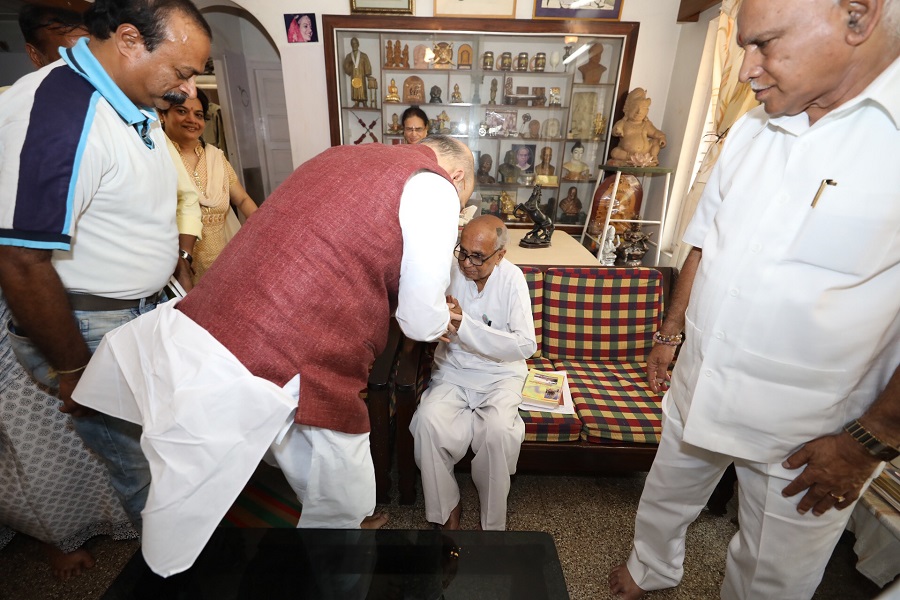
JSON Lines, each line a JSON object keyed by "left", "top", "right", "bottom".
{"left": 101, "top": 528, "right": 569, "bottom": 599}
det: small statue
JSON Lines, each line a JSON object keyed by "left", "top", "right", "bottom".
{"left": 489, "top": 78, "right": 498, "bottom": 105}
{"left": 476, "top": 154, "right": 496, "bottom": 184}
{"left": 599, "top": 224, "right": 619, "bottom": 266}
{"left": 385, "top": 78, "right": 401, "bottom": 103}
{"left": 514, "top": 184, "right": 554, "bottom": 248}
{"left": 497, "top": 150, "right": 522, "bottom": 184}
{"left": 388, "top": 113, "right": 402, "bottom": 134}
{"left": 367, "top": 76, "right": 378, "bottom": 108}
{"left": 429, "top": 85, "right": 442, "bottom": 104}
{"left": 608, "top": 88, "right": 667, "bottom": 167}
{"left": 560, "top": 142, "right": 590, "bottom": 181}
{"left": 577, "top": 44, "right": 607, "bottom": 84}
{"left": 385, "top": 41, "right": 394, "bottom": 68}
{"left": 450, "top": 84, "right": 463, "bottom": 103}
{"left": 593, "top": 113, "right": 607, "bottom": 138}
{"left": 617, "top": 222, "right": 652, "bottom": 266}
{"left": 500, "top": 190, "right": 516, "bottom": 219}
{"left": 534, "top": 146, "right": 555, "bottom": 176}
{"left": 343, "top": 37, "right": 372, "bottom": 108}
{"left": 558, "top": 186, "right": 583, "bottom": 224}
{"left": 401, "top": 44, "right": 409, "bottom": 69}
{"left": 437, "top": 110, "right": 451, "bottom": 133}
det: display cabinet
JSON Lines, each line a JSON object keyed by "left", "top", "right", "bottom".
{"left": 323, "top": 15, "right": 639, "bottom": 233}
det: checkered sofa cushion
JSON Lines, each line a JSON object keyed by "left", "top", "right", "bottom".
{"left": 519, "top": 357, "right": 582, "bottom": 443}
{"left": 558, "top": 359, "right": 664, "bottom": 444}
{"left": 543, "top": 267, "right": 662, "bottom": 363}
{"left": 520, "top": 266, "right": 543, "bottom": 358}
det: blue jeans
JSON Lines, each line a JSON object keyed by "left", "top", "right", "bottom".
{"left": 6, "top": 302, "right": 159, "bottom": 530}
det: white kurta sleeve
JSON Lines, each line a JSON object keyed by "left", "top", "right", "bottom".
{"left": 396, "top": 171, "right": 459, "bottom": 342}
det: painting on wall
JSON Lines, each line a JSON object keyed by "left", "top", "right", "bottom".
{"left": 533, "top": 0, "right": 623, "bottom": 21}
{"left": 284, "top": 13, "right": 318, "bottom": 43}
{"left": 351, "top": 0, "right": 414, "bottom": 15}
{"left": 434, "top": 0, "right": 517, "bottom": 18}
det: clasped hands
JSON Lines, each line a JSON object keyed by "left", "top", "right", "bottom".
{"left": 439, "top": 295, "right": 463, "bottom": 343}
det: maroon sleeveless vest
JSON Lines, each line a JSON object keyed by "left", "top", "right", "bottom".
{"left": 178, "top": 143, "right": 452, "bottom": 433}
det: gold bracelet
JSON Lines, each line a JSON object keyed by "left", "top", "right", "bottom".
{"left": 56, "top": 364, "right": 88, "bottom": 375}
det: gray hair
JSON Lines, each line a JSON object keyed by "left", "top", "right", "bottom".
{"left": 420, "top": 135, "right": 475, "bottom": 179}
{"left": 494, "top": 225, "right": 508, "bottom": 251}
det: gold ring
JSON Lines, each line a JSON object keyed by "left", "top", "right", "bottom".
{"left": 830, "top": 493, "right": 845, "bottom": 503}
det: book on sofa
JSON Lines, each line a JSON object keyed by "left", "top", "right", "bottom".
{"left": 521, "top": 370, "right": 575, "bottom": 414}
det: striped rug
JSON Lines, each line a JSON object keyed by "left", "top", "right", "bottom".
{"left": 221, "top": 479, "right": 301, "bottom": 528}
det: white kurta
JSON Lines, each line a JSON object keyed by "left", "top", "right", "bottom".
{"left": 626, "top": 56, "right": 900, "bottom": 600}
{"left": 675, "top": 57, "right": 900, "bottom": 463}
{"left": 412, "top": 259, "right": 536, "bottom": 530}
{"left": 72, "top": 302, "right": 298, "bottom": 577}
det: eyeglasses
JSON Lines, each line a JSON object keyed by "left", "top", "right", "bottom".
{"left": 404, "top": 127, "right": 426, "bottom": 134}
{"left": 454, "top": 243, "right": 501, "bottom": 266}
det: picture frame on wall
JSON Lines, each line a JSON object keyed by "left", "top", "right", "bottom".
{"left": 350, "top": 0, "right": 414, "bottom": 15}
{"left": 533, "top": 0, "right": 623, "bottom": 21}
{"left": 434, "top": 0, "right": 517, "bottom": 19}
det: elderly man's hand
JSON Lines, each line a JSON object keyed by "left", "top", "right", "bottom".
{"left": 781, "top": 432, "right": 881, "bottom": 516}
{"left": 645, "top": 344, "right": 675, "bottom": 393}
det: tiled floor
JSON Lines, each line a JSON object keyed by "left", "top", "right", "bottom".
{"left": 0, "top": 464, "right": 886, "bottom": 599}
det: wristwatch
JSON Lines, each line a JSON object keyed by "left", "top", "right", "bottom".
{"left": 843, "top": 419, "right": 899, "bottom": 462}
{"left": 179, "top": 249, "right": 193, "bottom": 265}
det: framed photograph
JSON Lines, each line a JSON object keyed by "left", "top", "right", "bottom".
{"left": 350, "top": 0, "right": 414, "bottom": 15}
{"left": 533, "top": 0, "right": 623, "bottom": 21}
{"left": 511, "top": 143, "right": 536, "bottom": 174}
{"left": 284, "top": 13, "right": 318, "bottom": 43}
{"left": 434, "top": 0, "right": 517, "bottom": 19}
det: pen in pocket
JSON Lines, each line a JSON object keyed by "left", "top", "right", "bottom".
{"left": 810, "top": 179, "right": 837, "bottom": 208}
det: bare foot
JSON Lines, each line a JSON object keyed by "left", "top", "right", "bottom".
{"left": 40, "top": 543, "right": 95, "bottom": 581}
{"left": 609, "top": 563, "right": 645, "bottom": 600}
{"left": 361, "top": 512, "right": 389, "bottom": 529}
{"left": 441, "top": 503, "right": 461, "bottom": 531}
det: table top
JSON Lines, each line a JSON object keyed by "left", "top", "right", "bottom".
{"left": 504, "top": 229, "right": 599, "bottom": 268}
{"left": 101, "top": 528, "right": 569, "bottom": 600}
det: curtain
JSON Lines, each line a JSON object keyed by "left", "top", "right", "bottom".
{"left": 672, "top": 0, "right": 759, "bottom": 267}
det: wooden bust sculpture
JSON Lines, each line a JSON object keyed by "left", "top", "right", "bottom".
{"left": 608, "top": 88, "right": 667, "bottom": 167}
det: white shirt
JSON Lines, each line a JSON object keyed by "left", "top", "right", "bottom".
{"left": 396, "top": 171, "right": 460, "bottom": 341}
{"left": 432, "top": 258, "right": 537, "bottom": 391}
{"left": 672, "top": 57, "right": 900, "bottom": 463}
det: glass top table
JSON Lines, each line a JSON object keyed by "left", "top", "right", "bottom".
{"left": 101, "top": 528, "right": 569, "bottom": 599}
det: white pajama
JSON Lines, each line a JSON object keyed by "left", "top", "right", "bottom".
{"left": 412, "top": 379, "right": 525, "bottom": 530}
{"left": 267, "top": 423, "right": 375, "bottom": 529}
{"left": 628, "top": 396, "right": 871, "bottom": 600}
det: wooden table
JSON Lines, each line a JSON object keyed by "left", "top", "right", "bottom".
{"left": 504, "top": 229, "right": 599, "bottom": 268}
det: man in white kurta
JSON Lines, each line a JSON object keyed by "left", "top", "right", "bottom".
{"left": 610, "top": 1, "right": 900, "bottom": 599}
{"left": 411, "top": 215, "right": 536, "bottom": 531}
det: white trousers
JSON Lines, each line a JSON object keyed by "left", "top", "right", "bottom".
{"left": 627, "top": 395, "right": 866, "bottom": 600}
{"left": 267, "top": 423, "right": 375, "bottom": 529}
{"left": 410, "top": 378, "right": 525, "bottom": 530}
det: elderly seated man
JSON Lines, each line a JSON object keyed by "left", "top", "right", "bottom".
{"left": 411, "top": 215, "right": 536, "bottom": 531}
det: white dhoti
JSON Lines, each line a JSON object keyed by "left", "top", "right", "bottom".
{"left": 73, "top": 301, "right": 297, "bottom": 577}
{"left": 628, "top": 395, "right": 872, "bottom": 600}
{"left": 411, "top": 378, "right": 525, "bottom": 530}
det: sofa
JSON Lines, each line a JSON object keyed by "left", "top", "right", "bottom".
{"left": 392, "top": 266, "right": 675, "bottom": 505}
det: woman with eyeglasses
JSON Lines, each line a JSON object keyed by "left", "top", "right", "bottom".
{"left": 160, "top": 89, "right": 258, "bottom": 284}
{"left": 401, "top": 105, "right": 429, "bottom": 144}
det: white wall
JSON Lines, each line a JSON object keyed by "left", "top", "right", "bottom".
{"left": 211, "top": 0, "right": 689, "bottom": 170}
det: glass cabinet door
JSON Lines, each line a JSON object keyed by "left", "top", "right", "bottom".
{"left": 323, "top": 15, "right": 638, "bottom": 233}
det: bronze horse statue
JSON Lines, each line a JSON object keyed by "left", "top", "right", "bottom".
{"left": 514, "top": 184, "right": 554, "bottom": 248}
